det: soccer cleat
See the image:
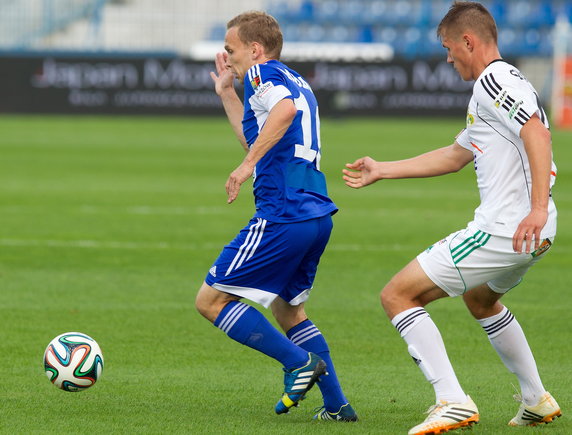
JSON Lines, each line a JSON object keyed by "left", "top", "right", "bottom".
{"left": 408, "top": 396, "right": 479, "bottom": 435}
{"left": 313, "top": 403, "right": 358, "bottom": 421}
{"left": 508, "top": 392, "right": 561, "bottom": 426}
{"left": 275, "top": 352, "right": 326, "bottom": 414}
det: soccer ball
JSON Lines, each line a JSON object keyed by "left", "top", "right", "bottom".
{"left": 43, "top": 332, "right": 104, "bottom": 392}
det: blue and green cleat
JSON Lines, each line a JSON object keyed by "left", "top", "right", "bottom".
{"left": 275, "top": 352, "right": 327, "bottom": 414}
{"left": 313, "top": 403, "right": 359, "bottom": 421}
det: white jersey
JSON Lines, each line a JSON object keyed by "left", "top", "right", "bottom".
{"left": 456, "top": 60, "right": 557, "bottom": 238}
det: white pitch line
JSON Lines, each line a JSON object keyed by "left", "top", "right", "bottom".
{"left": 0, "top": 238, "right": 417, "bottom": 252}
{"left": 0, "top": 205, "right": 230, "bottom": 216}
{"left": 0, "top": 238, "right": 207, "bottom": 251}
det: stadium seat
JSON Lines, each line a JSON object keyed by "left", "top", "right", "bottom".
{"left": 204, "top": 0, "right": 568, "bottom": 58}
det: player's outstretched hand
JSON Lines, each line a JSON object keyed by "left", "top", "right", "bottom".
{"left": 343, "top": 156, "right": 379, "bottom": 188}
{"left": 210, "top": 52, "right": 235, "bottom": 96}
{"left": 225, "top": 161, "right": 254, "bottom": 204}
{"left": 512, "top": 208, "right": 548, "bottom": 254}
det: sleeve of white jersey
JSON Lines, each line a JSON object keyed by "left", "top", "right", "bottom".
{"left": 246, "top": 64, "right": 293, "bottom": 113}
{"left": 475, "top": 66, "right": 544, "bottom": 137}
{"left": 455, "top": 128, "right": 472, "bottom": 151}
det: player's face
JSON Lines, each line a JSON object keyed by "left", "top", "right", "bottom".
{"left": 442, "top": 35, "right": 473, "bottom": 81}
{"left": 224, "top": 26, "right": 253, "bottom": 84}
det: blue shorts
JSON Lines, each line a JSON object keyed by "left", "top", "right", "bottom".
{"left": 205, "top": 214, "right": 333, "bottom": 308}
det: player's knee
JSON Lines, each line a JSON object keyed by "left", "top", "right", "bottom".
{"left": 380, "top": 283, "right": 400, "bottom": 312}
{"left": 195, "top": 286, "right": 219, "bottom": 322}
{"left": 463, "top": 286, "right": 504, "bottom": 319}
{"left": 194, "top": 290, "right": 210, "bottom": 319}
{"left": 465, "top": 298, "right": 504, "bottom": 320}
{"left": 271, "top": 299, "right": 307, "bottom": 332}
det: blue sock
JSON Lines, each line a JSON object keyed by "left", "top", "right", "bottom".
{"left": 287, "top": 319, "right": 348, "bottom": 411}
{"left": 214, "top": 301, "right": 308, "bottom": 370}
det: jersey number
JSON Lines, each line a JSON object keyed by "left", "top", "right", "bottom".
{"left": 293, "top": 93, "right": 322, "bottom": 169}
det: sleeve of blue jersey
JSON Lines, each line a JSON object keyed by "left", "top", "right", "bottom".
{"left": 248, "top": 63, "right": 294, "bottom": 100}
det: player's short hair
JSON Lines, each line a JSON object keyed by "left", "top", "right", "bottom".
{"left": 227, "top": 11, "right": 283, "bottom": 60}
{"left": 437, "top": 1, "right": 497, "bottom": 44}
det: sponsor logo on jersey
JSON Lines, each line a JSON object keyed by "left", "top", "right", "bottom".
{"left": 424, "top": 237, "right": 446, "bottom": 253}
{"left": 255, "top": 81, "right": 274, "bottom": 99}
{"left": 508, "top": 100, "right": 524, "bottom": 119}
{"left": 494, "top": 90, "right": 508, "bottom": 108}
{"left": 209, "top": 266, "right": 217, "bottom": 277}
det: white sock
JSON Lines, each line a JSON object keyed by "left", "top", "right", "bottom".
{"left": 392, "top": 308, "right": 468, "bottom": 403}
{"left": 478, "top": 306, "right": 545, "bottom": 406}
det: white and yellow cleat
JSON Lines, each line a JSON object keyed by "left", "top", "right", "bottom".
{"left": 508, "top": 392, "right": 561, "bottom": 426}
{"left": 408, "top": 396, "right": 479, "bottom": 435}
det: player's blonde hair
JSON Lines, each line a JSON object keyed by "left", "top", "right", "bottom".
{"left": 437, "top": 1, "right": 498, "bottom": 44}
{"left": 227, "top": 11, "right": 283, "bottom": 60}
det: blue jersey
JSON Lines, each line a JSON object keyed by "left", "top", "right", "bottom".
{"left": 242, "top": 60, "right": 337, "bottom": 223}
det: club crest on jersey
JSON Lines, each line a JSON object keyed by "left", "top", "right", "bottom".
{"left": 250, "top": 75, "right": 261, "bottom": 89}
{"left": 531, "top": 239, "right": 552, "bottom": 258}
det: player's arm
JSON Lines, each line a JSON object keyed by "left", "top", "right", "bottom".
{"left": 210, "top": 52, "right": 248, "bottom": 151}
{"left": 343, "top": 142, "right": 473, "bottom": 188}
{"left": 225, "top": 98, "right": 297, "bottom": 203}
{"left": 512, "top": 114, "right": 552, "bottom": 254}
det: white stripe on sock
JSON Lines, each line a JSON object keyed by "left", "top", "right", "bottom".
{"left": 293, "top": 331, "right": 322, "bottom": 346}
{"left": 219, "top": 302, "right": 249, "bottom": 334}
{"left": 290, "top": 325, "right": 320, "bottom": 345}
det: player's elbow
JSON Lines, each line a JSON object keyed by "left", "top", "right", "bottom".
{"left": 450, "top": 160, "right": 468, "bottom": 173}
{"left": 439, "top": 158, "right": 468, "bottom": 175}
{"left": 282, "top": 99, "right": 298, "bottom": 122}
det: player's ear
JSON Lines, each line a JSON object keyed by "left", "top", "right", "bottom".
{"left": 251, "top": 42, "right": 264, "bottom": 59}
{"left": 463, "top": 34, "right": 474, "bottom": 52}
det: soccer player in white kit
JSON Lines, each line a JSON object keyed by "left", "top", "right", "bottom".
{"left": 343, "top": 2, "right": 561, "bottom": 434}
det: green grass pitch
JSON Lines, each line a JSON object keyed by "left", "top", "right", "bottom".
{"left": 0, "top": 115, "right": 570, "bottom": 434}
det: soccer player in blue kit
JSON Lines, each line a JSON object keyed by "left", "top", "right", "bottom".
{"left": 195, "top": 11, "right": 357, "bottom": 421}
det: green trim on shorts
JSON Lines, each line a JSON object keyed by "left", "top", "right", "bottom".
{"left": 448, "top": 231, "right": 468, "bottom": 293}
{"left": 451, "top": 230, "right": 491, "bottom": 265}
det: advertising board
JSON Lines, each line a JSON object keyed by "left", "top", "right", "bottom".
{"left": 0, "top": 55, "right": 473, "bottom": 116}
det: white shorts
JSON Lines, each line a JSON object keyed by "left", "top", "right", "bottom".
{"left": 417, "top": 223, "right": 553, "bottom": 297}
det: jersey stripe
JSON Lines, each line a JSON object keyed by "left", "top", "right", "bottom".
{"left": 489, "top": 73, "right": 503, "bottom": 92}
{"left": 480, "top": 76, "right": 496, "bottom": 99}
{"left": 480, "top": 72, "right": 532, "bottom": 126}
